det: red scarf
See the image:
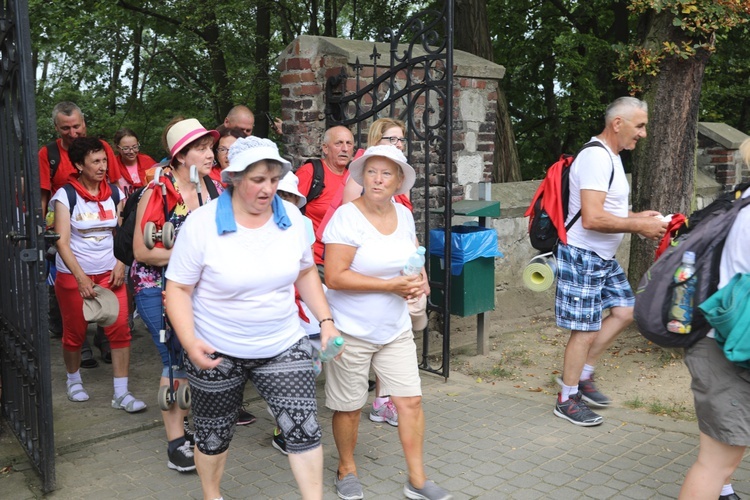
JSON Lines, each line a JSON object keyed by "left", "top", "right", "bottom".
{"left": 654, "top": 213, "right": 687, "bottom": 261}
{"left": 68, "top": 177, "right": 115, "bottom": 220}
{"left": 117, "top": 154, "right": 156, "bottom": 188}
{"left": 140, "top": 173, "right": 182, "bottom": 237}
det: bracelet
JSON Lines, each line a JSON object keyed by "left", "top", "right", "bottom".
{"left": 319, "top": 317, "right": 335, "bottom": 327}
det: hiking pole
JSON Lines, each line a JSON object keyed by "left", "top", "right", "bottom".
{"left": 189, "top": 165, "right": 203, "bottom": 206}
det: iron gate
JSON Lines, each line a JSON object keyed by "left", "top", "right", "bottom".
{"left": 325, "top": 0, "right": 454, "bottom": 379}
{"left": 0, "top": 0, "right": 56, "bottom": 492}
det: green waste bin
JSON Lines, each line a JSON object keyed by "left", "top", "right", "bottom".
{"left": 429, "top": 225, "right": 501, "bottom": 317}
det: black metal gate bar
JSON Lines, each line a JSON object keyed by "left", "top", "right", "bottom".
{"left": 325, "top": 0, "right": 454, "bottom": 379}
{"left": 0, "top": 0, "right": 56, "bottom": 492}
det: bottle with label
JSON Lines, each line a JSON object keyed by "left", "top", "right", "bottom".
{"left": 667, "top": 251, "right": 697, "bottom": 334}
{"left": 403, "top": 246, "right": 426, "bottom": 276}
{"left": 312, "top": 336, "right": 345, "bottom": 377}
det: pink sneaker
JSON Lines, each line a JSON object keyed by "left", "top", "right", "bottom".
{"left": 369, "top": 399, "right": 398, "bottom": 427}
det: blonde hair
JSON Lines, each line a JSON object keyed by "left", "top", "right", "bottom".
{"left": 367, "top": 118, "right": 406, "bottom": 147}
{"left": 740, "top": 137, "right": 750, "bottom": 167}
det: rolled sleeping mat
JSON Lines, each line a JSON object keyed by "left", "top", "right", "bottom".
{"left": 522, "top": 253, "right": 558, "bottom": 292}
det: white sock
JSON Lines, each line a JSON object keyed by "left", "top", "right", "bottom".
{"left": 560, "top": 383, "right": 578, "bottom": 402}
{"left": 67, "top": 371, "right": 82, "bottom": 385}
{"left": 114, "top": 376, "right": 128, "bottom": 398}
{"left": 721, "top": 484, "right": 734, "bottom": 496}
{"left": 580, "top": 364, "right": 595, "bottom": 381}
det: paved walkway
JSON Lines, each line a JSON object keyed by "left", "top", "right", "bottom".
{"left": 2, "top": 321, "right": 749, "bottom": 499}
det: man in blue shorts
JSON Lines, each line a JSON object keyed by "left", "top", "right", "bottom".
{"left": 554, "top": 97, "right": 667, "bottom": 426}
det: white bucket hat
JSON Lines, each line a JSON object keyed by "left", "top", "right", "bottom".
{"left": 223, "top": 136, "right": 292, "bottom": 183}
{"left": 277, "top": 171, "right": 307, "bottom": 208}
{"left": 166, "top": 118, "right": 219, "bottom": 165}
{"left": 348, "top": 144, "right": 416, "bottom": 195}
{"left": 82, "top": 285, "right": 120, "bottom": 327}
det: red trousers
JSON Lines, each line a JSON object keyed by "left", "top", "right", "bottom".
{"left": 54, "top": 271, "right": 131, "bottom": 352}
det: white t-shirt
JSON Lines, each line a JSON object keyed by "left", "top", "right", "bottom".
{"left": 165, "top": 199, "right": 313, "bottom": 359}
{"left": 566, "top": 138, "right": 630, "bottom": 259}
{"left": 719, "top": 187, "right": 750, "bottom": 287}
{"left": 322, "top": 202, "right": 415, "bottom": 344}
{"left": 51, "top": 186, "right": 123, "bottom": 275}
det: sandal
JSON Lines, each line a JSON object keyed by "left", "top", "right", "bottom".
{"left": 111, "top": 391, "right": 147, "bottom": 413}
{"left": 66, "top": 381, "right": 89, "bottom": 402}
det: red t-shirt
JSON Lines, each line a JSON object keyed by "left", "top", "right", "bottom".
{"left": 296, "top": 160, "right": 348, "bottom": 265}
{"left": 39, "top": 138, "right": 120, "bottom": 195}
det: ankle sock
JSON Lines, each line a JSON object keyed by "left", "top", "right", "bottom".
{"left": 721, "top": 484, "right": 735, "bottom": 496}
{"left": 67, "top": 371, "right": 82, "bottom": 385}
{"left": 560, "top": 383, "right": 578, "bottom": 402}
{"left": 114, "top": 376, "right": 129, "bottom": 399}
{"left": 373, "top": 397, "right": 389, "bottom": 408}
{"left": 580, "top": 364, "right": 595, "bottom": 381}
{"left": 168, "top": 436, "right": 187, "bottom": 454}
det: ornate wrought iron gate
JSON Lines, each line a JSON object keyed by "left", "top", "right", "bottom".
{"left": 0, "top": 0, "right": 56, "bottom": 492}
{"left": 325, "top": 1, "right": 454, "bottom": 378}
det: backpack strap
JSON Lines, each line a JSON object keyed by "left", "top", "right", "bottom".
{"left": 47, "top": 141, "right": 61, "bottom": 182}
{"left": 306, "top": 159, "right": 325, "bottom": 203}
{"left": 203, "top": 175, "right": 220, "bottom": 201}
{"left": 565, "top": 142, "right": 615, "bottom": 232}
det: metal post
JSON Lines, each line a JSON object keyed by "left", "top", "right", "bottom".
{"left": 476, "top": 182, "right": 491, "bottom": 355}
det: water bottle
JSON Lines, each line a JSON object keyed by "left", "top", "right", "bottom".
{"left": 311, "top": 336, "right": 345, "bottom": 376}
{"left": 403, "top": 246, "right": 426, "bottom": 276}
{"left": 667, "top": 251, "right": 697, "bottom": 334}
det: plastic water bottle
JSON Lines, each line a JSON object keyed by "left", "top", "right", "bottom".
{"left": 667, "top": 251, "right": 697, "bottom": 334}
{"left": 311, "top": 336, "right": 345, "bottom": 376}
{"left": 403, "top": 246, "right": 426, "bottom": 276}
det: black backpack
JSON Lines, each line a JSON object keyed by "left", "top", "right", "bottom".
{"left": 113, "top": 175, "right": 220, "bottom": 265}
{"left": 525, "top": 142, "right": 614, "bottom": 253}
{"left": 298, "top": 159, "right": 325, "bottom": 213}
{"left": 634, "top": 187, "right": 750, "bottom": 348}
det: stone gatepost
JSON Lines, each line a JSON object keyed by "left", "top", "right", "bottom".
{"left": 277, "top": 35, "right": 505, "bottom": 220}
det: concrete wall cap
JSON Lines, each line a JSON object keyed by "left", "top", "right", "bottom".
{"left": 698, "top": 122, "right": 749, "bottom": 149}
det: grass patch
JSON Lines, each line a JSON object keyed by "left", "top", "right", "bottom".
{"left": 624, "top": 395, "right": 694, "bottom": 420}
{"left": 624, "top": 396, "right": 645, "bottom": 409}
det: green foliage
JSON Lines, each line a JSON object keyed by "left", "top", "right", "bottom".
{"left": 488, "top": 0, "right": 629, "bottom": 179}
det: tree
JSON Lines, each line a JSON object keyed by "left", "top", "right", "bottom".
{"left": 455, "top": 0, "right": 522, "bottom": 182}
{"left": 620, "top": 1, "right": 750, "bottom": 285}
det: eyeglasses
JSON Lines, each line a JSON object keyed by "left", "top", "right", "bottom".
{"left": 118, "top": 143, "right": 140, "bottom": 153}
{"left": 217, "top": 147, "right": 230, "bottom": 154}
{"left": 381, "top": 136, "right": 408, "bottom": 146}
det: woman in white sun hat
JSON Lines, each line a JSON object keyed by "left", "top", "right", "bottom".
{"left": 322, "top": 145, "right": 449, "bottom": 500}
{"left": 165, "top": 136, "right": 338, "bottom": 500}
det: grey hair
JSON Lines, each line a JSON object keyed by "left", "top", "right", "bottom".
{"left": 604, "top": 97, "right": 647, "bottom": 125}
{"left": 52, "top": 101, "right": 84, "bottom": 125}
{"left": 224, "top": 159, "right": 284, "bottom": 195}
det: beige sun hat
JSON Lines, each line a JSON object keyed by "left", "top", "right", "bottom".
{"left": 348, "top": 144, "right": 416, "bottom": 195}
{"left": 82, "top": 285, "right": 120, "bottom": 327}
{"left": 166, "top": 118, "right": 220, "bottom": 165}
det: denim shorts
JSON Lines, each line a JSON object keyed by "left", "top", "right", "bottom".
{"left": 555, "top": 244, "right": 634, "bottom": 331}
{"left": 135, "top": 286, "right": 187, "bottom": 379}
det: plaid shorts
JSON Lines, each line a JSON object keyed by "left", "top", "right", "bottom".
{"left": 555, "top": 244, "right": 634, "bottom": 331}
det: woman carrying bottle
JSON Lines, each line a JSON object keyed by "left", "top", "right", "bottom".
{"left": 323, "top": 145, "right": 450, "bottom": 500}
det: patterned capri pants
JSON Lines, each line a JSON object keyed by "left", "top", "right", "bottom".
{"left": 185, "top": 336, "right": 321, "bottom": 455}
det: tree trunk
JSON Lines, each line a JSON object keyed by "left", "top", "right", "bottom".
{"left": 201, "top": 11, "right": 232, "bottom": 124}
{"left": 454, "top": 0, "right": 521, "bottom": 182}
{"left": 130, "top": 24, "right": 143, "bottom": 104}
{"left": 254, "top": 0, "right": 272, "bottom": 138}
{"left": 628, "top": 10, "right": 712, "bottom": 287}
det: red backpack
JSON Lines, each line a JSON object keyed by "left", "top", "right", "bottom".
{"left": 524, "top": 142, "right": 612, "bottom": 253}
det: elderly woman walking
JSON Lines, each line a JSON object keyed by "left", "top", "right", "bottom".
{"left": 52, "top": 136, "right": 145, "bottom": 412}
{"left": 165, "top": 136, "right": 337, "bottom": 500}
{"left": 323, "top": 145, "right": 451, "bottom": 500}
